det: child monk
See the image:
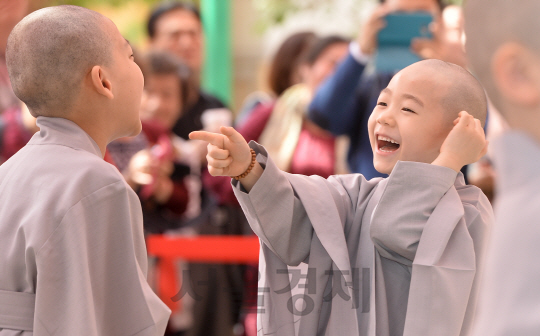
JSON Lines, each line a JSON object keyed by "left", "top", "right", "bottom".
{"left": 190, "top": 59, "right": 493, "bottom": 336}
{"left": 464, "top": 1, "right": 540, "bottom": 334}
{"left": 0, "top": 5, "right": 170, "bottom": 334}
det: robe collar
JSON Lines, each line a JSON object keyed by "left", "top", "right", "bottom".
{"left": 491, "top": 131, "right": 540, "bottom": 193}
{"left": 31, "top": 116, "right": 102, "bottom": 158}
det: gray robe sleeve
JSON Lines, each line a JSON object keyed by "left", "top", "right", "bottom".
{"left": 33, "top": 181, "right": 171, "bottom": 335}
{"left": 232, "top": 143, "right": 313, "bottom": 266}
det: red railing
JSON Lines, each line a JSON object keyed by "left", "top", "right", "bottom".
{"left": 146, "top": 235, "right": 260, "bottom": 263}
{"left": 146, "top": 235, "right": 260, "bottom": 312}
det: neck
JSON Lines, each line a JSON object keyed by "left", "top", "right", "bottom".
{"left": 60, "top": 110, "right": 109, "bottom": 158}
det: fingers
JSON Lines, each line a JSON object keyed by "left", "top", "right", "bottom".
{"left": 189, "top": 130, "right": 225, "bottom": 148}
{"left": 206, "top": 154, "right": 233, "bottom": 169}
{"left": 208, "top": 143, "right": 230, "bottom": 160}
{"left": 455, "top": 112, "right": 471, "bottom": 128}
{"left": 220, "top": 126, "right": 247, "bottom": 145}
{"left": 207, "top": 165, "right": 226, "bottom": 177}
{"left": 206, "top": 143, "right": 233, "bottom": 174}
{"left": 474, "top": 118, "right": 482, "bottom": 128}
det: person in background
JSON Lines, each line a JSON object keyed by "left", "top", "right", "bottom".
{"left": 235, "top": 31, "right": 317, "bottom": 127}
{"left": 148, "top": 3, "right": 248, "bottom": 335}
{"left": 0, "top": 0, "right": 32, "bottom": 165}
{"left": 0, "top": 103, "right": 38, "bottom": 164}
{"left": 257, "top": 35, "right": 351, "bottom": 177}
{"left": 147, "top": 1, "right": 228, "bottom": 140}
{"left": 0, "top": 0, "right": 28, "bottom": 116}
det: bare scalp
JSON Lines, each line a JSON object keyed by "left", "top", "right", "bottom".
{"left": 405, "top": 59, "right": 488, "bottom": 127}
{"left": 6, "top": 5, "right": 113, "bottom": 117}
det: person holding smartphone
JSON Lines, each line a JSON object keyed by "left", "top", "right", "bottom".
{"left": 308, "top": 0, "right": 468, "bottom": 180}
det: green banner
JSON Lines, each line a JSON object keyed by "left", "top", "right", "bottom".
{"left": 200, "top": 0, "right": 232, "bottom": 106}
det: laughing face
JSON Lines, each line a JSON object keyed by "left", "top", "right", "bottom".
{"left": 368, "top": 63, "right": 454, "bottom": 174}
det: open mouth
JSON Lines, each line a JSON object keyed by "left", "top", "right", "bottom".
{"left": 377, "top": 135, "right": 400, "bottom": 153}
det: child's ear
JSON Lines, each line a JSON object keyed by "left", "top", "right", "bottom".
{"left": 90, "top": 65, "right": 114, "bottom": 100}
{"left": 491, "top": 42, "right": 540, "bottom": 108}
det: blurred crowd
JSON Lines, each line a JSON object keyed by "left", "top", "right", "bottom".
{"left": 0, "top": 0, "right": 506, "bottom": 335}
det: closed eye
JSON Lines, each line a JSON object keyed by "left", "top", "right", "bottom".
{"left": 377, "top": 101, "right": 387, "bottom": 107}
{"left": 402, "top": 107, "right": 416, "bottom": 113}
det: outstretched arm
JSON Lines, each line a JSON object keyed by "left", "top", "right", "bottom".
{"left": 190, "top": 127, "right": 312, "bottom": 265}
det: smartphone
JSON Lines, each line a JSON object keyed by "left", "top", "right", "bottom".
{"left": 374, "top": 11, "right": 433, "bottom": 72}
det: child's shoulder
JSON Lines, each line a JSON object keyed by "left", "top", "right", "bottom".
{"left": 456, "top": 183, "right": 489, "bottom": 207}
{"left": 455, "top": 183, "right": 493, "bottom": 223}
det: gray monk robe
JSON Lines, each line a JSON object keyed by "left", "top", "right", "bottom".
{"left": 472, "top": 132, "right": 540, "bottom": 336}
{"left": 0, "top": 117, "right": 170, "bottom": 335}
{"left": 233, "top": 142, "right": 492, "bottom": 336}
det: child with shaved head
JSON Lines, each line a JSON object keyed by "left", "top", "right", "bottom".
{"left": 190, "top": 59, "right": 493, "bottom": 336}
{"left": 464, "top": 1, "right": 540, "bottom": 335}
{"left": 0, "top": 5, "right": 170, "bottom": 334}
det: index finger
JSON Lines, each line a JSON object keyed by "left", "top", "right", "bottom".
{"left": 189, "top": 131, "right": 224, "bottom": 148}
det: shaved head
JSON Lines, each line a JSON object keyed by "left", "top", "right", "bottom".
{"left": 402, "top": 59, "right": 488, "bottom": 126}
{"left": 6, "top": 5, "right": 113, "bottom": 117}
{"left": 464, "top": 0, "right": 540, "bottom": 110}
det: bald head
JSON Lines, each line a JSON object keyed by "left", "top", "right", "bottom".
{"left": 6, "top": 5, "right": 113, "bottom": 117}
{"left": 465, "top": 0, "right": 540, "bottom": 111}
{"left": 402, "top": 59, "right": 488, "bottom": 127}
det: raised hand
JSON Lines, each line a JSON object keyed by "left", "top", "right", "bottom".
{"left": 411, "top": 7, "right": 467, "bottom": 67}
{"left": 358, "top": 4, "right": 391, "bottom": 56}
{"left": 433, "top": 111, "right": 488, "bottom": 172}
{"left": 189, "top": 126, "right": 252, "bottom": 177}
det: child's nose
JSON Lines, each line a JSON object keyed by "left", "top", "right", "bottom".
{"left": 376, "top": 109, "right": 395, "bottom": 126}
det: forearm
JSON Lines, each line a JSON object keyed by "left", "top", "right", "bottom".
{"left": 232, "top": 143, "right": 313, "bottom": 265}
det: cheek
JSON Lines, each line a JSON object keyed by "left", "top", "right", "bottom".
{"left": 367, "top": 112, "right": 377, "bottom": 133}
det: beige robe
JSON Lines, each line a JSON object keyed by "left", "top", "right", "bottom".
{"left": 233, "top": 142, "right": 492, "bottom": 336}
{"left": 472, "top": 131, "right": 540, "bottom": 335}
{"left": 0, "top": 117, "right": 170, "bottom": 335}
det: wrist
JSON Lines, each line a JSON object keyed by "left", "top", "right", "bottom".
{"left": 350, "top": 41, "right": 371, "bottom": 64}
{"left": 232, "top": 148, "right": 257, "bottom": 180}
{"left": 432, "top": 152, "right": 463, "bottom": 172}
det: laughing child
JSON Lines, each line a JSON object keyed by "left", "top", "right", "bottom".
{"left": 190, "top": 59, "right": 493, "bottom": 336}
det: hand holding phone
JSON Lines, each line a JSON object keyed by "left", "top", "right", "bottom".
{"left": 374, "top": 11, "right": 433, "bottom": 72}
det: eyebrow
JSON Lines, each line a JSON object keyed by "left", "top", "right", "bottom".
{"left": 380, "top": 88, "right": 424, "bottom": 107}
